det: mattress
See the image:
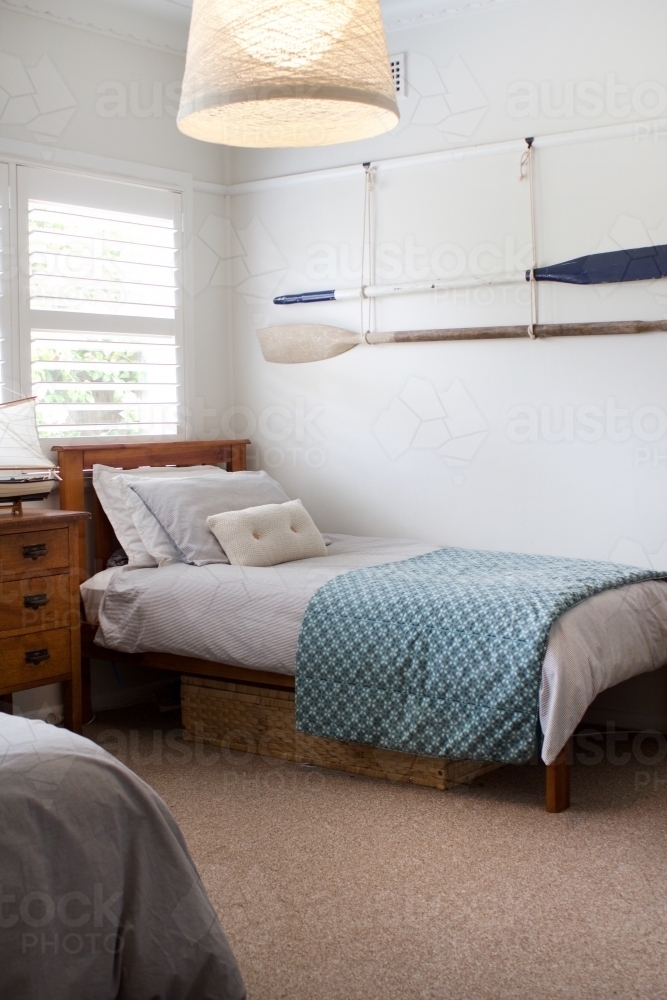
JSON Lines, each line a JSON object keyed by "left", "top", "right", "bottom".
{"left": 86, "top": 534, "right": 667, "bottom": 765}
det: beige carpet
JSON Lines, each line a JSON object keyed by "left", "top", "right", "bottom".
{"left": 86, "top": 706, "right": 667, "bottom": 1000}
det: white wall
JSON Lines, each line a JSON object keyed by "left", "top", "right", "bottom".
{"left": 0, "top": 7, "right": 221, "bottom": 181}
{"left": 0, "top": 6, "right": 233, "bottom": 421}
{"left": 231, "top": 0, "right": 667, "bottom": 183}
{"left": 229, "top": 0, "right": 667, "bottom": 729}
{"left": 4, "top": 0, "right": 667, "bottom": 730}
{"left": 0, "top": 6, "right": 232, "bottom": 716}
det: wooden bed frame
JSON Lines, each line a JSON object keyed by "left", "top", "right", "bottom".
{"left": 54, "top": 439, "right": 571, "bottom": 812}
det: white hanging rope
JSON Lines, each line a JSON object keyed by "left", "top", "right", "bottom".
{"left": 359, "top": 152, "right": 537, "bottom": 343}
{"left": 360, "top": 161, "right": 374, "bottom": 343}
{"left": 519, "top": 137, "right": 538, "bottom": 340}
{"left": 368, "top": 164, "right": 376, "bottom": 335}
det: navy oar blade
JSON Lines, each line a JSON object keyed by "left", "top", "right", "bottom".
{"left": 274, "top": 289, "right": 336, "bottom": 305}
{"left": 532, "top": 244, "right": 667, "bottom": 285}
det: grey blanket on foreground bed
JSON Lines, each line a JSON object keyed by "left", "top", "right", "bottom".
{"left": 295, "top": 547, "right": 667, "bottom": 763}
{"left": 0, "top": 714, "right": 245, "bottom": 1000}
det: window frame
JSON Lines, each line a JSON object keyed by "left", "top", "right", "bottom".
{"left": 0, "top": 161, "right": 20, "bottom": 402}
{"left": 0, "top": 152, "right": 195, "bottom": 447}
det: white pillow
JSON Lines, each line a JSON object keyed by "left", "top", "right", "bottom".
{"left": 119, "top": 481, "right": 184, "bottom": 566}
{"left": 92, "top": 464, "right": 225, "bottom": 567}
{"left": 207, "top": 499, "right": 327, "bottom": 567}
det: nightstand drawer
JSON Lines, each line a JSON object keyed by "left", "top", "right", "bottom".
{"left": 0, "top": 529, "right": 70, "bottom": 577}
{"left": 0, "top": 574, "right": 74, "bottom": 634}
{"left": 0, "top": 628, "right": 72, "bottom": 691}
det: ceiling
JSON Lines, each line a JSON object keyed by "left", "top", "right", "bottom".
{"left": 0, "top": 0, "right": 507, "bottom": 57}
{"left": 100, "top": 0, "right": 502, "bottom": 28}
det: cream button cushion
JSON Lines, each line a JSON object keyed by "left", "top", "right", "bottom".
{"left": 207, "top": 499, "right": 327, "bottom": 567}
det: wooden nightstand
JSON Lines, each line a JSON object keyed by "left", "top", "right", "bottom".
{"left": 0, "top": 509, "right": 89, "bottom": 733}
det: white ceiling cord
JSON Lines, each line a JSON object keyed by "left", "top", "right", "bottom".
{"left": 519, "top": 136, "right": 538, "bottom": 340}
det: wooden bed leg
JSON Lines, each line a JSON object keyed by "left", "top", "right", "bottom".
{"left": 81, "top": 657, "right": 94, "bottom": 726}
{"left": 546, "top": 739, "right": 571, "bottom": 813}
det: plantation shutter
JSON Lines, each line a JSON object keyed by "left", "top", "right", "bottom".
{"left": 18, "top": 166, "right": 183, "bottom": 439}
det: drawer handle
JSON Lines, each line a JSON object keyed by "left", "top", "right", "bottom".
{"left": 23, "top": 544, "right": 47, "bottom": 561}
{"left": 25, "top": 648, "right": 50, "bottom": 666}
{"left": 24, "top": 594, "right": 49, "bottom": 610}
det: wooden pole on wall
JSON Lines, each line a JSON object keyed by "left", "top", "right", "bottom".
{"left": 257, "top": 320, "right": 667, "bottom": 364}
{"left": 368, "top": 320, "right": 667, "bottom": 343}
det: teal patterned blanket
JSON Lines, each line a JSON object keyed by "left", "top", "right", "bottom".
{"left": 295, "top": 547, "right": 666, "bottom": 763}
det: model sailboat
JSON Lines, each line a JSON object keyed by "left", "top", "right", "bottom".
{"left": 0, "top": 398, "right": 59, "bottom": 514}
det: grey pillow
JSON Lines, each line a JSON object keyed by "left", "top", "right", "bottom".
{"left": 129, "top": 471, "right": 291, "bottom": 565}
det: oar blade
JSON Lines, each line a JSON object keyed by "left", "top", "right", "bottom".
{"left": 256, "top": 325, "right": 360, "bottom": 364}
{"left": 535, "top": 244, "right": 667, "bottom": 285}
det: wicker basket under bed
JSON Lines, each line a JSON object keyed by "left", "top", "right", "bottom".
{"left": 181, "top": 675, "right": 501, "bottom": 791}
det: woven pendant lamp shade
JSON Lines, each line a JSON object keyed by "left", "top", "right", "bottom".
{"left": 177, "top": 0, "right": 399, "bottom": 148}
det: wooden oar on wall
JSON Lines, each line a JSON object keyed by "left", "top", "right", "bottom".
{"left": 260, "top": 241, "right": 667, "bottom": 362}
{"left": 256, "top": 320, "right": 667, "bottom": 364}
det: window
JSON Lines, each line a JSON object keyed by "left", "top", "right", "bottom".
{"left": 17, "top": 167, "right": 184, "bottom": 439}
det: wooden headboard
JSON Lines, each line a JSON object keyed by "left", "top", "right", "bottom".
{"left": 53, "top": 439, "right": 250, "bottom": 580}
